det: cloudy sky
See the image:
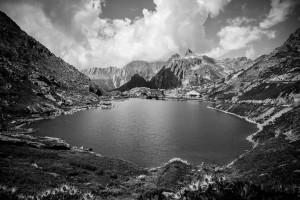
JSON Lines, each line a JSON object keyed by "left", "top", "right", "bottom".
{"left": 0, "top": 0, "right": 299, "bottom": 69}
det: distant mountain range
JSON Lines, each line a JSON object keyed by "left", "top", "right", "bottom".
{"left": 109, "top": 49, "right": 253, "bottom": 91}
{"left": 81, "top": 60, "right": 166, "bottom": 90}
{"left": 150, "top": 49, "right": 253, "bottom": 89}
{"left": 82, "top": 49, "right": 253, "bottom": 91}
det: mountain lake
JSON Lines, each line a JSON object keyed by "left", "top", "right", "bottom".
{"left": 25, "top": 99, "right": 258, "bottom": 167}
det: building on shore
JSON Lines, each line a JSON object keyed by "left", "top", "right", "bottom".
{"left": 186, "top": 90, "right": 200, "bottom": 98}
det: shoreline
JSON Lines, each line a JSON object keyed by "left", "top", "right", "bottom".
{"left": 16, "top": 99, "right": 256, "bottom": 170}
{"left": 206, "top": 105, "right": 265, "bottom": 168}
{"left": 9, "top": 103, "right": 103, "bottom": 132}
{"left": 207, "top": 105, "right": 262, "bottom": 148}
{"left": 1, "top": 99, "right": 299, "bottom": 199}
{"left": 3, "top": 99, "right": 279, "bottom": 170}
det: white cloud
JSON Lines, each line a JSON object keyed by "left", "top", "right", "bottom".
{"left": 197, "top": 0, "right": 231, "bottom": 17}
{"left": 226, "top": 17, "right": 256, "bottom": 26}
{"left": 218, "top": 26, "right": 275, "bottom": 51}
{"left": 0, "top": 0, "right": 231, "bottom": 69}
{"left": 245, "top": 46, "right": 255, "bottom": 59}
{"left": 259, "top": 0, "right": 296, "bottom": 29}
{"left": 207, "top": 25, "right": 275, "bottom": 58}
{"left": 207, "top": 0, "right": 298, "bottom": 59}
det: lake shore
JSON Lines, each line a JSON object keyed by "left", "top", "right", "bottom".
{"left": 1, "top": 99, "right": 299, "bottom": 199}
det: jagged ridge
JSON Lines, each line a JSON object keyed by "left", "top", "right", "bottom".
{"left": 81, "top": 60, "right": 166, "bottom": 90}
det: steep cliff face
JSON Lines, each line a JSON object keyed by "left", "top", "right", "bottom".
{"left": 81, "top": 67, "right": 118, "bottom": 90}
{"left": 82, "top": 60, "right": 165, "bottom": 90}
{"left": 149, "top": 50, "right": 253, "bottom": 89}
{"left": 149, "top": 67, "right": 182, "bottom": 89}
{"left": 0, "top": 11, "right": 102, "bottom": 122}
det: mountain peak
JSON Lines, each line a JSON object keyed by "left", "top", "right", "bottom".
{"left": 167, "top": 53, "right": 181, "bottom": 63}
{"left": 185, "top": 49, "right": 196, "bottom": 57}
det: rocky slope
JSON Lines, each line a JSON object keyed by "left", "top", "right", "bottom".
{"left": 203, "top": 27, "right": 300, "bottom": 188}
{"left": 0, "top": 11, "right": 103, "bottom": 126}
{"left": 149, "top": 49, "right": 253, "bottom": 89}
{"left": 81, "top": 60, "right": 165, "bottom": 90}
{"left": 208, "top": 27, "right": 300, "bottom": 104}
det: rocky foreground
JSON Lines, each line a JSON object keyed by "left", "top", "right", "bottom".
{"left": 1, "top": 129, "right": 299, "bottom": 200}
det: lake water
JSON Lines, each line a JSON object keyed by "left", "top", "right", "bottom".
{"left": 26, "top": 99, "right": 258, "bottom": 167}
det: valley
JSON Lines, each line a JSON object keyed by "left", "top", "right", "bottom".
{"left": 0, "top": 9, "right": 300, "bottom": 200}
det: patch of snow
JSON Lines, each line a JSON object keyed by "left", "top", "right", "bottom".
{"left": 255, "top": 107, "right": 275, "bottom": 121}
{"left": 163, "top": 192, "right": 180, "bottom": 199}
{"left": 262, "top": 107, "right": 292, "bottom": 126}
{"left": 137, "top": 175, "right": 146, "bottom": 180}
{"left": 231, "top": 70, "right": 243, "bottom": 80}
{"left": 203, "top": 75, "right": 211, "bottom": 80}
{"left": 191, "top": 65, "right": 200, "bottom": 70}
{"left": 182, "top": 80, "right": 189, "bottom": 86}
{"left": 274, "top": 129, "right": 281, "bottom": 137}
{"left": 283, "top": 130, "right": 300, "bottom": 143}
{"left": 45, "top": 94, "right": 56, "bottom": 102}
{"left": 184, "top": 55, "right": 196, "bottom": 59}
{"left": 31, "top": 163, "right": 40, "bottom": 168}
{"left": 227, "top": 158, "right": 238, "bottom": 168}
{"left": 269, "top": 73, "right": 292, "bottom": 81}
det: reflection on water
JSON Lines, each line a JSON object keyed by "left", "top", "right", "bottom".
{"left": 26, "top": 99, "right": 258, "bottom": 167}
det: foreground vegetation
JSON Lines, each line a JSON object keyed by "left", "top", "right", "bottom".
{"left": 0, "top": 126, "right": 299, "bottom": 199}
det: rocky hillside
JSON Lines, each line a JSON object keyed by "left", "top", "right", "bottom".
{"left": 208, "top": 27, "right": 300, "bottom": 104}
{"left": 149, "top": 49, "right": 253, "bottom": 89}
{"left": 218, "top": 56, "right": 254, "bottom": 72}
{"left": 0, "top": 11, "right": 103, "bottom": 124}
{"left": 82, "top": 60, "right": 165, "bottom": 90}
{"left": 203, "top": 27, "right": 300, "bottom": 187}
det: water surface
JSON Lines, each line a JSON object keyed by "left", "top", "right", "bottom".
{"left": 26, "top": 99, "right": 257, "bottom": 167}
